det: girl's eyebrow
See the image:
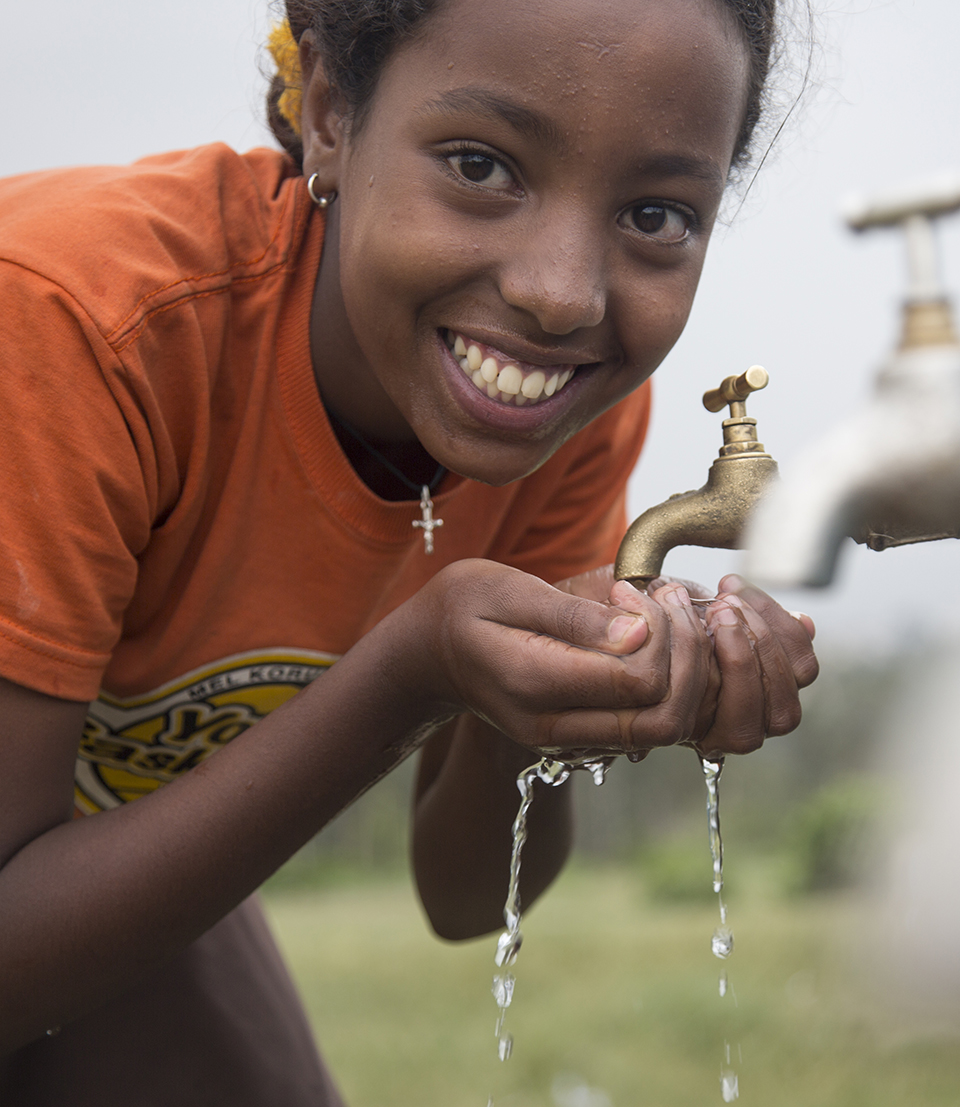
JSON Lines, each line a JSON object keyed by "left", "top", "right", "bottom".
{"left": 419, "top": 88, "right": 725, "bottom": 190}
{"left": 419, "top": 87, "right": 569, "bottom": 153}
{"left": 638, "top": 154, "right": 726, "bottom": 190}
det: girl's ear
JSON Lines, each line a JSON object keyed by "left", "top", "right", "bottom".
{"left": 298, "top": 31, "right": 345, "bottom": 191}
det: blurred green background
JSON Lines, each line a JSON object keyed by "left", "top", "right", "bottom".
{"left": 262, "top": 646, "right": 960, "bottom": 1106}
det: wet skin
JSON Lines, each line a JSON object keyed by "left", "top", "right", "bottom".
{"left": 300, "top": 0, "right": 749, "bottom": 487}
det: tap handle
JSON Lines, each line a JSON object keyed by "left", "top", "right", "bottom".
{"left": 702, "top": 366, "right": 769, "bottom": 414}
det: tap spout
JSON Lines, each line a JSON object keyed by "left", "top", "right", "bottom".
{"left": 616, "top": 368, "right": 778, "bottom": 587}
{"left": 616, "top": 453, "right": 778, "bottom": 587}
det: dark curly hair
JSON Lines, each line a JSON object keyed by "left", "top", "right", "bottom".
{"left": 267, "top": 0, "right": 779, "bottom": 173}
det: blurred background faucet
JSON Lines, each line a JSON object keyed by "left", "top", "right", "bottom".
{"left": 744, "top": 173, "right": 960, "bottom": 588}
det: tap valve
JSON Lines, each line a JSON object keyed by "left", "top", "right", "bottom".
{"left": 844, "top": 173, "right": 960, "bottom": 350}
{"left": 702, "top": 366, "right": 771, "bottom": 459}
{"left": 703, "top": 365, "right": 769, "bottom": 415}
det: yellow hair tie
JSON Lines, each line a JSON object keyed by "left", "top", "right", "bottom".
{"left": 268, "top": 20, "right": 303, "bottom": 137}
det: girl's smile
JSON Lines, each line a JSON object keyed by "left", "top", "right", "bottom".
{"left": 302, "top": 0, "right": 749, "bottom": 486}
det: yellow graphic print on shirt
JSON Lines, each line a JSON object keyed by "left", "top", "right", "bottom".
{"left": 75, "top": 648, "right": 338, "bottom": 815}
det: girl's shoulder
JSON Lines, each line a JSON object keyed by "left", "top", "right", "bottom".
{"left": 0, "top": 144, "right": 307, "bottom": 343}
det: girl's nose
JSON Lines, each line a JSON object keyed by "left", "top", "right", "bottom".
{"left": 497, "top": 214, "right": 607, "bottom": 336}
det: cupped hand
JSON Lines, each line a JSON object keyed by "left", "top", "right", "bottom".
{"left": 414, "top": 559, "right": 714, "bottom": 756}
{"left": 559, "top": 565, "right": 819, "bottom": 758}
{"left": 689, "top": 574, "right": 818, "bottom": 758}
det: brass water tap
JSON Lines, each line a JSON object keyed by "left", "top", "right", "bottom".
{"left": 615, "top": 367, "right": 779, "bottom": 587}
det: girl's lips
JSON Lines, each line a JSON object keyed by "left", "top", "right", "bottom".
{"left": 435, "top": 330, "right": 590, "bottom": 433}
{"left": 442, "top": 329, "right": 579, "bottom": 407}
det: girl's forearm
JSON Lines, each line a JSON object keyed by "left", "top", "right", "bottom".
{"left": 0, "top": 603, "right": 450, "bottom": 1054}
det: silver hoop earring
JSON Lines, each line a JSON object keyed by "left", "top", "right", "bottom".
{"left": 306, "top": 174, "right": 337, "bottom": 209}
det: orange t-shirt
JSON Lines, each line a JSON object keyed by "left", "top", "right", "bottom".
{"left": 0, "top": 144, "right": 651, "bottom": 814}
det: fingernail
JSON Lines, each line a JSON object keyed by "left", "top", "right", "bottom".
{"left": 721, "top": 593, "right": 743, "bottom": 609}
{"left": 712, "top": 604, "right": 739, "bottom": 627}
{"left": 791, "top": 611, "right": 816, "bottom": 639}
{"left": 608, "top": 614, "right": 644, "bottom": 644}
{"left": 610, "top": 580, "right": 644, "bottom": 606}
{"left": 663, "top": 585, "right": 691, "bottom": 607}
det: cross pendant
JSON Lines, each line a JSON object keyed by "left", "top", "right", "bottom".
{"left": 412, "top": 484, "right": 443, "bottom": 554}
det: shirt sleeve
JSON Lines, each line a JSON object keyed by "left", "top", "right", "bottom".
{"left": 487, "top": 382, "right": 651, "bottom": 585}
{"left": 0, "top": 261, "right": 155, "bottom": 700}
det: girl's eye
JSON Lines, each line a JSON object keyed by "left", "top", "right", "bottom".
{"left": 621, "top": 203, "right": 692, "bottom": 243}
{"left": 446, "top": 152, "right": 515, "bottom": 191}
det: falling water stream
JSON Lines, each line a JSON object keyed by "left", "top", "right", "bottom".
{"left": 492, "top": 756, "right": 608, "bottom": 1064}
{"left": 702, "top": 756, "right": 739, "bottom": 1102}
{"left": 488, "top": 752, "right": 739, "bottom": 1104}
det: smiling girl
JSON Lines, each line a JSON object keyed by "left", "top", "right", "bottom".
{"left": 0, "top": 0, "right": 816, "bottom": 1102}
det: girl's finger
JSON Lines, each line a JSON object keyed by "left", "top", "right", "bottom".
{"left": 716, "top": 592, "right": 803, "bottom": 738}
{"left": 697, "top": 600, "right": 766, "bottom": 755}
{"left": 536, "top": 587, "right": 713, "bottom": 753}
{"left": 719, "top": 575, "right": 819, "bottom": 688}
{"left": 629, "top": 582, "right": 714, "bottom": 747}
{"left": 487, "top": 567, "right": 654, "bottom": 656}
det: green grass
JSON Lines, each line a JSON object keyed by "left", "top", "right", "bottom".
{"left": 262, "top": 864, "right": 960, "bottom": 1107}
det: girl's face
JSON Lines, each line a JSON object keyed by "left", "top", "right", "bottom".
{"left": 305, "top": 0, "right": 749, "bottom": 486}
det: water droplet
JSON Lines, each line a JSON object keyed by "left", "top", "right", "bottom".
{"left": 551, "top": 1072, "right": 614, "bottom": 1107}
{"left": 495, "top": 929, "right": 521, "bottom": 967}
{"left": 719, "top": 971, "right": 728, "bottom": 997}
{"left": 536, "top": 759, "right": 571, "bottom": 786}
{"left": 583, "top": 759, "right": 608, "bottom": 786}
{"left": 721, "top": 1070, "right": 739, "bottom": 1102}
{"left": 712, "top": 926, "right": 734, "bottom": 959}
{"left": 498, "top": 1033, "right": 514, "bottom": 1061}
{"left": 626, "top": 750, "right": 644, "bottom": 763}
{"left": 492, "top": 972, "right": 515, "bottom": 1008}
{"left": 701, "top": 757, "right": 725, "bottom": 894}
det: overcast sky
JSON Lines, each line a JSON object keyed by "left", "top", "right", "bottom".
{"left": 3, "top": 0, "right": 959, "bottom": 652}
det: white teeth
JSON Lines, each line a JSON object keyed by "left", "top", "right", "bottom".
{"left": 497, "top": 365, "right": 522, "bottom": 395}
{"left": 448, "top": 331, "right": 576, "bottom": 408}
{"left": 521, "top": 370, "right": 546, "bottom": 399}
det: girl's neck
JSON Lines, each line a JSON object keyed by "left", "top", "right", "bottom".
{"left": 329, "top": 418, "right": 444, "bottom": 502}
